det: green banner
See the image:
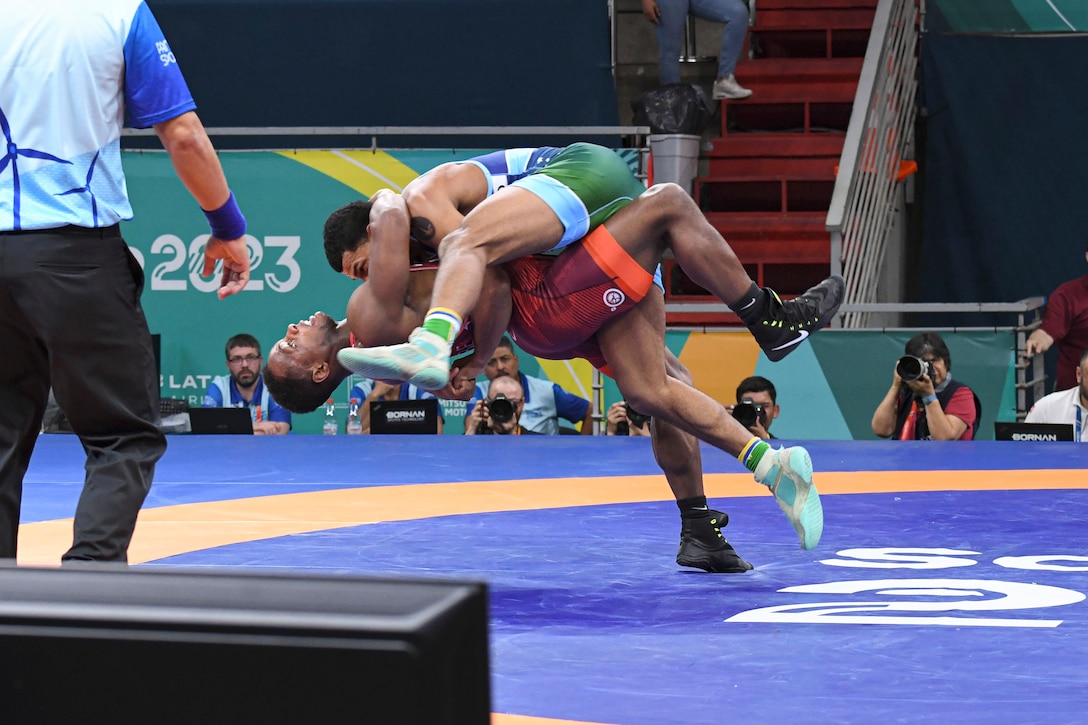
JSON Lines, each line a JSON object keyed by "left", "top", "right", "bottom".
{"left": 122, "top": 149, "right": 483, "bottom": 434}
{"left": 123, "top": 150, "right": 1019, "bottom": 438}
{"left": 122, "top": 147, "right": 636, "bottom": 434}
{"left": 595, "top": 329, "right": 1015, "bottom": 441}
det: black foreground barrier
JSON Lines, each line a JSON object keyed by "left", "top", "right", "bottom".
{"left": 0, "top": 565, "right": 490, "bottom": 724}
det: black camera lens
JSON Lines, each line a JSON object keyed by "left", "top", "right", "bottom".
{"left": 487, "top": 394, "right": 515, "bottom": 424}
{"left": 896, "top": 355, "right": 933, "bottom": 383}
{"left": 732, "top": 401, "right": 765, "bottom": 428}
{"left": 624, "top": 403, "right": 651, "bottom": 427}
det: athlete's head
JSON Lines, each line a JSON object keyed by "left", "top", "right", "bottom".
{"left": 484, "top": 336, "right": 520, "bottom": 381}
{"left": 264, "top": 312, "right": 343, "bottom": 413}
{"left": 323, "top": 200, "right": 373, "bottom": 280}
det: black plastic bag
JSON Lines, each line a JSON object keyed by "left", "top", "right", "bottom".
{"left": 631, "top": 83, "right": 714, "bottom": 135}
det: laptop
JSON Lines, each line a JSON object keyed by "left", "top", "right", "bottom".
{"left": 994, "top": 422, "right": 1075, "bottom": 442}
{"left": 370, "top": 399, "right": 439, "bottom": 435}
{"left": 188, "top": 407, "right": 254, "bottom": 435}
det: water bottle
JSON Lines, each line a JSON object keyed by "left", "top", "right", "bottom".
{"left": 346, "top": 397, "right": 363, "bottom": 435}
{"left": 322, "top": 398, "right": 338, "bottom": 435}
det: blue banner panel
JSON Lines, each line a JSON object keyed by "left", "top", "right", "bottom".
{"left": 920, "top": 34, "right": 1088, "bottom": 316}
{"left": 148, "top": 0, "right": 619, "bottom": 135}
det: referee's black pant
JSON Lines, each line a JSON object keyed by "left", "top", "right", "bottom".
{"left": 0, "top": 225, "right": 166, "bottom": 562}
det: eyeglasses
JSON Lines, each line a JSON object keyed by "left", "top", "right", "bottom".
{"left": 228, "top": 354, "right": 262, "bottom": 365}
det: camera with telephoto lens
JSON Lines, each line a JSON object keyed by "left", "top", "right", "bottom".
{"left": 896, "top": 355, "right": 935, "bottom": 383}
{"left": 486, "top": 393, "right": 515, "bottom": 424}
{"left": 624, "top": 404, "right": 651, "bottom": 428}
{"left": 732, "top": 400, "right": 767, "bottom": 429}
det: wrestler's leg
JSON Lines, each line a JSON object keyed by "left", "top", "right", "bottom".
{"left": 597, "top": 288, "right": 824, "bottom": 549}
{"left": 650, "top": 349, "right": 753, "bottom": 572}
{"left": 597, "top": 288, "right": 752, "bottom": 455}
{"left": 602, "top": 183, "right": 845, "bottom": 363}
{"left": 432, "top": 187, "right": 564, "bottom": 322}
{"left": 600, "top": 183, "right": 753, "bottom": 297}
{"left": 447, "top": 266, "right": 513, "bottom": 398}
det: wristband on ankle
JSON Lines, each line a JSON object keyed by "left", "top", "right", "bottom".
{"left": 202, "top": 191, "right": 246, "bottom": 240}
{"left": 921, "top": 394, "right": 938, "bottom": 406}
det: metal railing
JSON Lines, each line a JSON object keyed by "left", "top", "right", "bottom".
{"left": 664, "top": 297, "right": 1049, "bottom": 420}
{"left": 122, "top": 125, "right": 652, "bottom": 150}
{"left": 841, "top": 299, "right": 1047, "bottom": 420}
{"left": 827, "top": 0, "right": 921, "bottom": 328}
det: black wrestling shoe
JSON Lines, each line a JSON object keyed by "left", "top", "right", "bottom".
{"left": 750, "top": 274, "right": 846, "bottom": 362}
{"left": 676, "top": 510, "right": 754, "bottom": 573}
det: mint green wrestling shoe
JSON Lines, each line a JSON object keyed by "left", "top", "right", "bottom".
{"left": 754, "top": 446, "right": 823, "bottom": 550}
{"left": 336, "top": 328, "right": 451, "bottom": 391}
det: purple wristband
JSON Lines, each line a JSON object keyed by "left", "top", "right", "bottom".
{"left": 202, "top": 191, "right": 247, "bottom": 240}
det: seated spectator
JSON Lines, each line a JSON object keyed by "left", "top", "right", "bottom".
{"left": 726, "top": 376, "right": 779, "bottom": 440}
{"left": 641, "top": 0, "right": 752, "bottom": 100}
{"left": 203, "top": 333, "right": 291, "bottom": 435}
{"left": 871, "top": 332, "right": 981, "bottom": 441}
{"left": 468, "top": 336, "right": 593, "bottom": 435}
{"left": 1024, "top": 245, "right": 1088, "bottom": 393}
{"left": 604, "top": 400, "right": 652, "bottom": 437}
{"left": 1024, "top": 348, "right": 1088, "bottom": 441}
{"left": 350, "top": 378, "right": 444, "bottom": 434}
{"left": 463, "top": 375, "right": 534, "bottom": 436}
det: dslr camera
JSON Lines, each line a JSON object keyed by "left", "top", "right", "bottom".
{"left": 486, "top": 393, "right": 515, "bottom": 424}
{"left": 732, "top": 400, "right": 767, "bottom": 429}
{"left": 625, "top": 404, "right": 651, "bottom": 428}
{"left": 475, "top": 393, "right": 516, "bottom": 434}
{"left": 615, "top": 403, "right": 651, "bottom": 436}
{"left": 896, "top": 355, "right": 935, "bottom": 383}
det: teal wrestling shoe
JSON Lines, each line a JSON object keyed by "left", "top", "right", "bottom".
{"left": 336, "top": 328, "right": 451, "bottom": 391}
{"left": 754, "top": 446, "right": 823, "bottom": 550}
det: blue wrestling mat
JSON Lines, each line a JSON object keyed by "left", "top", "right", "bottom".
{"left": 20, "top": 435, "right": 1088, "bottom": 725}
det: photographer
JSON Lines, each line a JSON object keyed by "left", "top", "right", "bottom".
{"left": 604, "top": 400, "right": 652, "bottom": 436}
{"left": 470, "top": 336, "right": 594, "bottom": 435}
{"left": 464, "top": 376, "right": 535, "bottom": 436}
{"left": 871, "top": 332, "right": 981, "bottom": 441}
{"left": 726, "top": 376, "right": 779, "bottom": 440}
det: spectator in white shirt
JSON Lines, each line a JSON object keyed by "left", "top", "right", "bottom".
{"left": 1024, "top": 348, "right": 1088, "bottom": 441}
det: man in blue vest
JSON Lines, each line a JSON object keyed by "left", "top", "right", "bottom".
{"left": 466, "top": 336, "right": 593, "bottom": 435}
{"left": 203, "top": 334, "right": 291, "bottom": 435}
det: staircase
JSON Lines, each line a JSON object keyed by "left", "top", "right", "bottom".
{"left": 664, "top": 0, "right": 879, "bottom": 326}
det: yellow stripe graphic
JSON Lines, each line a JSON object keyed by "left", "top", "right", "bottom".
{"left": 277, "top": 149, "right": 422, "bottom": 196}
{"left": 537, "top": 358, "right": 596, "bottom": 405}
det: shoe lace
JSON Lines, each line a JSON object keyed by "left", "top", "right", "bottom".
{"left": 683, "top": 509, "right": 729, "bottom": 543}
{"left": 768, "top": 288, "right": 823, "bottom": 329}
